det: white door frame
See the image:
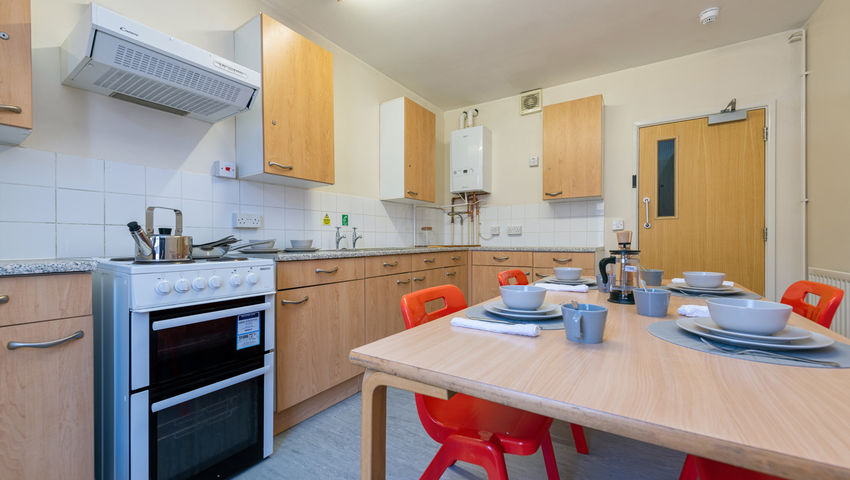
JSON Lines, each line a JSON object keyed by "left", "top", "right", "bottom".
{"left": 632, "top": 101, "right": 777, "bottom": 299}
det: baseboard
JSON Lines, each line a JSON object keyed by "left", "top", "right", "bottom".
{"left": 273, "top": 373, "right": 363, "bottom": 434}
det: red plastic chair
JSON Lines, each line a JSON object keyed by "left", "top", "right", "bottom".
{"left": 780, "top": 280, "right": 844, "bottom": 328}
{"left": 400, "top": 285, "right": 571, "bottom": 480}
{"left": 678, "top": 280, "right": 844, "bottom": 480}
{"left": 498, "top": 269, "right": 529, "bottom": 286}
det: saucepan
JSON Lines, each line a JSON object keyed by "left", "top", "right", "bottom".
{"left": 192, "top": 235, "right": 240, "bottom": 259}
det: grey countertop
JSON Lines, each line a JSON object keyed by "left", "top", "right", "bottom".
{"left": 269, "top": 245, "right": 601, "bottom": 262}
{"left": 0, "top": 258, "right": 99, "bottom": 277}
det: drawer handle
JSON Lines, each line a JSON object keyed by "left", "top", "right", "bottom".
{"left": 7, "top": 330, "right": 84, "bottom": 350}
{"left": 0, "top": 295, "right": 8, "bottom": 304}
{"left": 268, "top": 161, "right": 293, "bottom": 170}
{"left": 553, "top": 257, "right": 573, "bottom": 263}
{"left": 315, "top": 267, "right": 339, "bottom": 274}
{"left": 423, "top": 258, "right": 436, "bottom": 263}
{"left": 396, "top": 279, "right": 410, "bottom": 285}
{"left": 524, "top": 271, "right": 531, "bottom": 276}
{"left": 281, "top": 296, "right": 309, "bottom": 305}
{"left": 0, "top": 105, "right": 22, "bottom": 114}
{"left": 535, "top": 272, "right": 547, "bottom": 278}
{"left": 545, "top": 191, "right": 563, "bottom": 197}
{"left": 383, "top": 261, "right": 398, "bottom": 267}
{"left": 413, "top": 277, "right": 425, "bottom": 282}
{"left": 492, "top": 256, "right": 509, "bottom": 261}
{"left": 407, "top": 190, "right": 418, "bottom": 196}
{"left": 446, "top": 271, "right": 457, "bottom": 277}
{"left": 451, "top": 256, "right": 461, "bottom": 261}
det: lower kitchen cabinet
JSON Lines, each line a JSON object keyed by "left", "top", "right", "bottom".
{"left": 364, "top": 273, "right": 411, "bottom": 344}
{"left": 275, "top": 280, "right": 365, "bottom": 411}
{"left": 0, "top": 315, "right": 93, "bottom": 478}
{"left": 470, "top": 265, "right": 532, "bottom": 305}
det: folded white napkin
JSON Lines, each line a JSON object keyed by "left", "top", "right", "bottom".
{"left": 450, "top": 317, "right": 541, "bottom": 337}
{"left": 677, "top": 305, "right": 710, "bottom": 317}
{"left": 534, "top": 283, "right": 589, "bottom": 293}
{"left": 672, "top": 278, "right": 734, "bottom": 287}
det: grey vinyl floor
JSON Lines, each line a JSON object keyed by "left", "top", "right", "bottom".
{"left": 235, "top": 388, "right": 687, "bottom": 479}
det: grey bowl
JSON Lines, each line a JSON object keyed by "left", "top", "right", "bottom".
{"left": 683, "top": 271, "right": 725, "bottom": 288}
{"left": 290, "top": 239, "right": 313, "bottom": 249}
{"left": 707, "top": 298, "right": 792, "bottom": 335}
{"left": 500, "top": 285, "right": 546, "bottom": 310}
{"left": 554, "top": 267, "right": 582, "bottom": 281}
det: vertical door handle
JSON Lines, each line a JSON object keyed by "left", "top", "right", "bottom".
{"left": 642, "top": 197, "right": 651, "bottom": 229}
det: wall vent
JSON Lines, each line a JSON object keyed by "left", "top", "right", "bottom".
{"left": 520, "top": 89, "right": 542, "bottom": 115}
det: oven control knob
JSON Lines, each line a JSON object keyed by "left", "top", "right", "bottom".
{"left": 208, "top": 275, "right": 222, "bottom": 289}
{"left": 155, "top": 280, "right": 172, "bottom": 295}
{"left": 245, "top": 272, "right": 259, "bottom": 285}
{"left": 230, "top": 274, "right": 243, "bottom": 287}
{"left": 174, "top": 278, "right": 190, "bottom": 293}
{"left": 192, "top": 277, "right": 206, "bottom": 291}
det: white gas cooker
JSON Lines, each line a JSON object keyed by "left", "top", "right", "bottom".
{"left": 96, "top": 256, "right": 276, "bottom": 311}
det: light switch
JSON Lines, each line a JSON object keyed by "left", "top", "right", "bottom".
{"left": 611, "top": 218, "right": 624, "bottom": 231}
{"left": 528, "top": 155, "right": 539, "bottom": 167}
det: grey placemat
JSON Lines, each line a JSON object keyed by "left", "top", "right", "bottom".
{"left": 648, "top": 320, "right": 850, "bottom": 368}
{"left": 465, "top": 304, "right": 564, "bottom": 330}
{"left": 661, "top": 286, "right": 762, "bottom": 300}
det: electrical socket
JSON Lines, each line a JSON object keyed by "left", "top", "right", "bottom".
{"left": 489, "top": 225, "right": 500, "bottom": 235}
{"left": 611, "top": 218, "right": 625, "bottom": 231}
{"left": 234, "top": 214, "right": 263, "bottom": 229}
{"left": 506, "top": 225, "right": 522, "bottom": 235}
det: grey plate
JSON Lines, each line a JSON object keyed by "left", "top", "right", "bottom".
{"left": 542, "top": 277, "right": 595, "bottom": 285}
{"left": 693, "top": 317, "right": 812, "bottom": 343}
{"left": 487, "top": 301, "right": 561, "bottom": 315}
{"left": 668, "top": 285, "right": 744, "bottom": 295}
{"left": 239, "top": 248, "right": 282, "bottom": 253}
{"left": 483, "top": 303, "right": 563, "bottom": 321}
{"left": 676, "top": 318, "right": 833, "bottom": 351}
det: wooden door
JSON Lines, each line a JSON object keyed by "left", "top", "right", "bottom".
{"left": 638, "top": 109, "right": 765, "bottom": 294}
{"left": 0, "top": 316, "right": 93, "bottom": 478}
{"left": 364, "top": 273, "right": 411, "bottom": 344}
{"left": 542, "top": 94, "right": 603, "bottom": 200}
{"left": 404, "top": 98, "right": 436, "bottom": 202}
{"left": 261, "top": 14, "right": 334, "bottom": 184}
{"left": 275, "top": 281, "right": 364, "bottom": 411}
{"left": 0, "top": 0, "right": 32, "bottom": 130}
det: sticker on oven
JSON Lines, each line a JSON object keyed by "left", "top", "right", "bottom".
{"left": 236, "top": 312, "right": 261, "bottom": 350}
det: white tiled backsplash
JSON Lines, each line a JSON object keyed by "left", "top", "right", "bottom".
{"left": 0, "top": 147, "right": 414, "bottom": 259}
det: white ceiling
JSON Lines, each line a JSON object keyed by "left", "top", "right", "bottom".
{"left": 267, "top": 0, "right": 821, "bottom": 109}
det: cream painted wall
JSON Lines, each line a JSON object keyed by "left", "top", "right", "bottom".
{"left": 23, "top": 0, "right": 442, "bottom": 199}
{"left": 805, "top": 0, "right": 850, "bottom": 273}
{"left": 442, "top": 32, "right": 804, "bottom": 298}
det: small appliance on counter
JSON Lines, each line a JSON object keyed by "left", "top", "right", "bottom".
{"left": 598, "top": 230, "right": 641, "bottom": 304}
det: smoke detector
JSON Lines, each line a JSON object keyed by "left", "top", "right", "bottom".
{"left": 520, "top": 89, "right": 542, "bottom": 115}
{"left": 699, "top": 7, "right": 720, "bottom": 25}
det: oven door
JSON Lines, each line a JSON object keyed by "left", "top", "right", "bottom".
{"left": 131, "top": 295, "right": 274, "bottom": 390}
{"left": 130, "top": 352, "right": 274, "bottom": 480}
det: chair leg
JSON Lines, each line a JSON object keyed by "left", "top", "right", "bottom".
{"left": 540, "top": 430, "right": 561, "bottom": 480}
{"left": 679, "top": 454, "right": 698, "bottom": 480}
{"left": 420, "top": 444, "right": 458, "bottom": 480}
{"left": 569, "top": 424, "right": 589, "bottom": 455}
{"left": 425, "top": 433, "right": 510, "bottom": 480}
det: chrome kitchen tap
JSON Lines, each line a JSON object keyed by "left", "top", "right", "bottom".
{"left": 335, "top": 226, "right": 347, "bottom": 250}
{"left": 351, "top": 227, "right": 363, "bottom": 249}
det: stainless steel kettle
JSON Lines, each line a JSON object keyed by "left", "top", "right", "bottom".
{"left": 127, "top": 207, "right": 193, "bottom": 262}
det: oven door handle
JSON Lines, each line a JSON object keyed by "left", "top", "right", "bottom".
{"left": 150, "top": 364, "right": 270, "bottom": 413}
{"left": 150, "top": 303, "right": 272, "bottom": 331}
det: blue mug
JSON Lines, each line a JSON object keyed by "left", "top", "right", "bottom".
{"left": 562, "top": 303, "right": 608, "bottom": 344}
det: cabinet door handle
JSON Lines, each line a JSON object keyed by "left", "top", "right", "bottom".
{"left": 407, "top": 190, "right": 418, "bottom": 196}
{"left": 545, "top": 191, "right": 563, "bottom": 197}
{"left": 396, "top": 279, "right": 410, "bottom": 285}
{"left": 524, "top": 271, "right": 531, "bottom": 276}
{"left": 7, "top": 330, "right": 83, "bottom": 350}
{"left": 413, "top": 277, "right": 425, "bottom": 282}
{"left": 383, "top": 261, "right": 398, "bottom": 267}
{"left": 281, "top": 296, "right": 309, "bottom": 305}
{"left": 0, "top": 105, "right": 22, "bottom": 114}
{"left": 553, "top": 257, "right": 572, "bottom": 263}
{"left": 0, "top": 295, "right": 8, "bottom": 304}
{"left": 535, "top": 272, "right": 547, "bottom": 278}
{"left": 451, "top": 256, "right": 461, "bottom": 261}
{"left": 315, "top": 267, "right": 339, "bottom": 274}
{"left": 446, "top": 271, "right": 457, "bottom": 277}
{"left": 423, "top": 258, "right": 435, "bottom": 263}
{"left": 492, "top": 256, "right": 509, "bottom": 261}
{"left": 268, "top": 161, "right": 293, "bottom": 170}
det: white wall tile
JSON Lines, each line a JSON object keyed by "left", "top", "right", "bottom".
{"left": 320, "top": 192, "right": 337, "bottom": 213}
{"left": 181, "top": 172, "right": 212, "bottom": 201}
{"left": 239, "top": 181, "right": 264, "bottom": 206}
{"left": 0, "top": 222, "right": 55, "bottom": 259}
{"left": 553, "top": 203, "right": 570, "bottom": 217}
{"left": 238, "top": 204, "right": 262, "bottom": 216}
{"left": 554, "top": 217, "right": 570, "bottom": 232}
{"left": 539, "top": 231, "right": 555, "bottom": 246}
{"left": 569, "top": 231, "right": 588, "bottom": 246}
{"left": 588, "top": 230, "right": 604, "bottom": 246}
{"left": 497, "top": 206, "right": 511, "bottom": 220}
{"left": 212, "top": 203, "right": 238, "bottom": 229}
{"left": 146, "top": 199, "right": 182, "bottom": 233}
{"left": 57, "top": 189, "right": 103, "bottom": 224}
{"left": 56, "top": 154, "right": 103, "bottom": 191}
{"left": 569, "top": 216, "right": 588, "bottom": 232}
{"left": 0, "top": 184, "right": 55, "bottom": 222}
{"left": 105, "top": 160, "right": 145, "bottom": 194}
{"left": 305, "top": 190, "right": 321, "bottom": 211}
{"left": 105, "top": 193, "right": 145, "bottom": 225}
{"left": 588, "top": 216, "right": 604, "bottom": 231}
{"left": 284, "top": 186, "right": 306, "bottom": 209}
{"left": 263, "top": 184, "right": 285, "bottom": 207}
{"left": 181, "top": 199, "right": 213, "bottom": 228}
{"left": 212, "top": 177, "right": 239, "bottom": 203}
{"left": 539, "top": 218, "right": 554, "bottom": 233}
{"left": 146, "top": 167, "right": 181, "bottom": 198}
{"left": 0, "top": 147, "right": 55, "bottom": 187}
{"left": 570, "top": 201, "right": 588, "bottom": 216}
{"left": 284, "top": 208, "right": 304, "bottom": 231}
{"left": 105, "top": 225, "right": 135, "bottom": 257}
{"left": 263, "top": 207, "right": 285, "bottom": 230}
{"left": 183, "top": 227, "right": 213, "bottom": 244}
{"left": 57, "top": 224, "right": 104, "bottom": 257}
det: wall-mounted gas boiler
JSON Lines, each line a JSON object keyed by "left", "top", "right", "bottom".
{"left": 450, "top": 125, "right": 491, "bottom": 194}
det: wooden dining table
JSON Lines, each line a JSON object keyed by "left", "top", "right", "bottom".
{"left": 349, "top": 286, "right": 850, "bottom": 480}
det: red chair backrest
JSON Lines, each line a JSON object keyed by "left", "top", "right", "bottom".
{"left": 780, "top": 280, "right": 844, "bottom": 328}
{"left": 401, "top": 285, "right": 468, "bottom": 329}
{"left": 497, "top": 269, "right": 528, "bottom": 286}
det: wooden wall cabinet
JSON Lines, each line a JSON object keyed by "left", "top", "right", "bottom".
{"left": 0, "top": 0, "right": 33, "bottom": 145}
{"left": 542, "top": 94, "right": 603, "bottom": 200}
{"left": 380, "top": 97, "right": 436, "bottom": 203}
{"left": 0, "top": 274, "right": 93, "bottom": 478}
{"left": 235, "top": 14, "right": 334, "bottom": 187}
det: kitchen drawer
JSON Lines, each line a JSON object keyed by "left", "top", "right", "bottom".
{"left": 364, "top": 254, "right": 412, "bottom": 278}
{"left": 532, "top": 268, "right": 555, "bottom": 282}
{"left": 277, "top": 257, "right": 364, "bottom": 289}
{"left": 0, "top": 273, "right": 92, "bottom": 328}
{"left": 471, "top": 251, "right": 533, "bottom": 267}
{"left": 410, "top": 251, "right": 466, "bottom": 271}
{"left": 533, "top": 252, "right": 595, "bottom": 271}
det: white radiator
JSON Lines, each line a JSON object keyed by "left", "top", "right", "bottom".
{"left": 807, "top": 268, "right": 850, "bottom": 336}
